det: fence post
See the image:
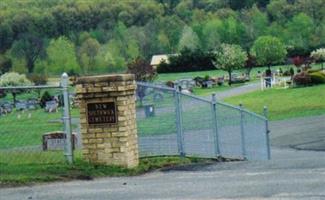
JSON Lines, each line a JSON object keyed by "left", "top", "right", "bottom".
{"left": 174, "top": 86, "right": 185, "bottom": 157}
{"left": 211, "top": 93, "right": 220, "bottom": 157}
{"left": 263, "top": 106, "right": 271, "bottom": 160}
{"left": 61, "top": 73, "right": 73, "bottom": 164}
{"left": 239, "top": 103, "right": 246, "bottom": 160}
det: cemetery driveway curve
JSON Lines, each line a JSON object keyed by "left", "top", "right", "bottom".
{"left": 213, "top": 82, "right": 260, "bottom": 100}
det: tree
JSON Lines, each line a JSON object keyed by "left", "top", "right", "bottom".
{"left": 0, "top": 55, "right": 12, "bottom": 75}
{"left": 214, "top": 44, "right": 247, "bottom": 85}
{"left": 286, "top": 13, "right": 314, "bottom": 52}
{"left": 0, "top": 72, "right": 32, "bottom": 106}
{"left": 127, "top": 57, "right": 157, "bottom": 105}
{"left": 311, "top": 48, "right": 325, "bottom": 69}
{"left": 295, "top": 0, "right": 325, "bottom": 23}
{"left": 267, "top": 0, "right": 294, "bottom": 23}
{"left": 109, "top": 22, "right": 140, "bottom": 63}
{"left": 251, "top": 36, "right": 287, "bottom": 69}
{"left": 10, "top": 33, "right": 45, "bottom": 73}
{"left": 79, "top": 38, "right": 100, "bottom": 74}
{"left": 95, "top": 43, "right": 127, "bottom": 73}
{"left": 241, "top": 5, "right": 268, "bottom": 49}
{"left": 245, "top": 52, "right": 258, "bottom": 79}
{"left": 218, "top": 17, "right": 246, "bottom": 46}
{"left": 178, "top": 26, "right": 201, "bottom": 51}
{"left": 46, "top": 36, "right": 80, "bottom": 74}
{"left": 0, "top": 22, "right": 14, "bottom": 53}
{"left": 127, "top": 57, "right": 157, "bottom": 82}
{"left": 201, "top": 19, "right": 222, "bottom": 51}
{"left": 291, "top": 56, "right": 304, "bottom": 69}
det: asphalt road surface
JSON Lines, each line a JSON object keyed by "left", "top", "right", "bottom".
{"left": 1, "top": 148, "right": 325, "bottom": 200}
{"left": 2, "top": 114, "right": 325, "bottom": 200}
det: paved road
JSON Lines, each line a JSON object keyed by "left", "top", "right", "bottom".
{"left": 270, "top": 115, "right": 325, "bottom": 151}
{"left": 2, "top": 148, "right": 325, "bottom": 200}
{"left": 214, "top": 82, "right": 260, "bottom": 100}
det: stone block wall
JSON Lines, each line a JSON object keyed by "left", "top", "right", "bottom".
{"left": 75, "top": 74, "right": 139, "bottom": 168}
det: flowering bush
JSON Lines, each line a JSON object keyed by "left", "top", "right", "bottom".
{"left": 311, "top": 48, "right": 325, "bottom": 68}
{"left": 293, "top": 71, "right": 311, "bottom": 86}
{"left": 0, "top": 72, "right": 33, "bottom": 106}
{"left": 0, "top": 72, "right": 32, "bottom": 87}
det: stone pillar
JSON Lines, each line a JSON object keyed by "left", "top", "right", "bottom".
{"left": 75, "top": 74, "right": 138, "bottom": 168}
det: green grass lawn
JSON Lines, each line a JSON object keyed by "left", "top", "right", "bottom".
{"left": 224, "top": 84, "right": 325, "bottom": 120}
{"left": 0, "top": 155, "right": 218, "bottom": 186}
{"left": 0, "top": 110, "right": 64, "bottom": 149}
{"left": 156, "top": 64, "right": 323, "bottom": 82}
{"left": 156, "top": 64, "right": 294, "bottom": 82}
{"left": 0, "top": 109, "right": 80, "bottom": 149}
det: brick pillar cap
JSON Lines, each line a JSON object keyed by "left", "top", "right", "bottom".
{"left": 76, "top": 74, "right": 135, "bottom": 84}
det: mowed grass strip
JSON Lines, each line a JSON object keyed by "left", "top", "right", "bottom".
{"left": 0, "top": 154, "right": 217, "bottom": 186}
{"left": 224, "top": 84, "right": 325, "bottom": 120}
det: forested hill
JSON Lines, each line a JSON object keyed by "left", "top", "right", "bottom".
{"left": 0, "top": 0, "right": 324, "bottom": 75}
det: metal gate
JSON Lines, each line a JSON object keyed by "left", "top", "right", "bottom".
{"left": 136, "top": 82, "right": 271, "bottom": 161}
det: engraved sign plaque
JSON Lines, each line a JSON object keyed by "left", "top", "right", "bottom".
{"left": 87, "top": 102, "right": 117, "bottom": 125}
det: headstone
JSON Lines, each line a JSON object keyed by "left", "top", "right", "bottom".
{"left": 45, "top": 100, "right": 58, "bottom": 113}
{"left": 27, "top": 99, "right": 38, "bottom": 110}
{"left": 16, "top": 101, "right": 28, "bottom": 111}
{"left": 75, "top": 74, "right": 139, "bottom": 168}
{"left": 42, "top": 131, "right": 77, "bottom": 151}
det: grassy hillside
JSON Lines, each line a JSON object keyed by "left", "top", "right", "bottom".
{"left": 225, "top": 84, "right": 325, "bottom": 120}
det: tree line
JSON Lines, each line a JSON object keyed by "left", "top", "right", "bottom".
{"left": 0, "top": 0, "right": 324, "bottom": 75}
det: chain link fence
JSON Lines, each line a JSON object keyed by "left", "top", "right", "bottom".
{"left": 0, "top": 79, "right": 270, "bottom": 168}
{"left": 136, "top": 82, "right": 271, "bottom": 161}
{"left": 0, "top": 74, "right": 74, "bottom": 166}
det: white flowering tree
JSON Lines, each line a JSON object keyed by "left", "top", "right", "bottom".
{"left": 311, "top": 48, "right": 325, "bottom": 69}
{"left": 0, "top": 72, "right": 32, "bottom": 106}
{"left": 214, "top": 44, "right": 247, "bottom": 85}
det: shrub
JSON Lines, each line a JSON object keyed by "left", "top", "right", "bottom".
{"left": 28, "top": 74, "right": 48, "bottom": 85}
{"left": 310, "top": 72, "right": 325, "bottom": 84}
{"left": 157, "top": 48, "right": 216, "bottom": 73}
{"left": 204, "top": 75, "right": 210, "bottom": 81}
{"left": 0, "top": 72, "right": 33, "bottom": 105}
{"left": 0, "top": 55, "right": 12, "bottom": 74}
{"left": 165, "top": 81, "right": 174, "bottom": 88}
{"left": 311, "top": 48, "right": 325, "bottom": 68}
{"left": 293, "top": 72, "right": 312, "bottom": 86}
{"left": 40, "top": 91, "right": 52, "bottom": 108}
{"left": 307, "top": 69, "right": 322, "bottom": 74}
{"left": 291, "top": 56, "right": 304, "bottom": 68}
{"left": 127, "top": 57, "right": 157, "bottom": 82}
{"left": 289, "top": 68, "right": 295, "bottom": 76}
